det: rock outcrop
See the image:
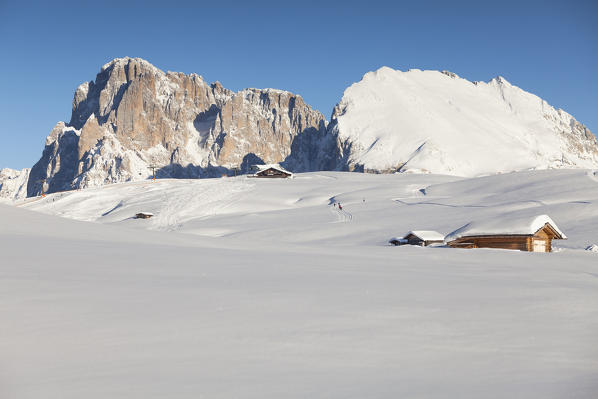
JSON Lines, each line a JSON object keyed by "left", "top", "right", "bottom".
{"left": 27, "top": 57, "right": 334, "bottom": 196}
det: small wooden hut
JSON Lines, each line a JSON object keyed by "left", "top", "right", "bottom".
{"left": 389, "top": 230, "right": 445, "bottom": 246}
{"left": 445, "top": 214, "right": 566, "bottom": 252}
{"left": 254, "top": 164, "right": 293, "bottom": 179}
{"left": 135, "top": 212, "right": 154, "bottom": 219}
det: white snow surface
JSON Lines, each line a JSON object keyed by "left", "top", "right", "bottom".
{"left": 334, "top": 68, "right": 598, "bottom": 175}
{"left": 445, "top": 214, "right": 566, "bottom": 242}
{"left": 3, "top": 170, "right": 598, "bottom": 398}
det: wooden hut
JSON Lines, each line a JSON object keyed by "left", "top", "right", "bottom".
{"left": 253, "top": 164, "right": 293, "bottom": 178}
{"left": 135, "top": 212, "right": 154, "bottom": 219}
{"left": 389, "top": 230, "right": 445, "bottom": 246}
{"left": 445, "top": 214, "right": 566, "bottom": 252}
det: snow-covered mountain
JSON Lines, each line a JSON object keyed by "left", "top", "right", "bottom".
{"left": 328, "top": 68, "right": 598, "bottom": 175}
{"left": 0, "top": 168, "right": 30, "bottom": 200}
{"left": 17, "top": 59, "right": 598, "bottom": 198}
{"left": 27, "top": 57, "right": 335, "bottom": 196}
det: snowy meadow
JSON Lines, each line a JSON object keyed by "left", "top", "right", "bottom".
{"left": 2, "top": 170, "right": 598, "bottom": 398}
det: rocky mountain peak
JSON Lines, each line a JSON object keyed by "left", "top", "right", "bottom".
{"left": 27, "top": 57, "right": 334, "bottom": 196}
{"left": 440, "top": 70, "right": 459, "bottom": 79}
{"left": 489, "top": 75, "right": 512, "bottom": 86}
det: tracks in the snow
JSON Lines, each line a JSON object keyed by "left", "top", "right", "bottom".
{"left": 330, "top": 205, "right": 353, "bottom": 222}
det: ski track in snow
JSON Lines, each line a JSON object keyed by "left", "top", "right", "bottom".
{"left": 153, "top": 179, "right": 254, "bottom": 231}
{"left": 329, "top": 205, "right": 353, "bottom": 222}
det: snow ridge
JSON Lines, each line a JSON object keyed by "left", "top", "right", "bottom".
{"left": 328, "top": 67, "right": 598, "bottom": 176}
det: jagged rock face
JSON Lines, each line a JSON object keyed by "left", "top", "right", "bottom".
{"left": 0, "top": 168, "right": 30, "bottom": 201}
{"left": 28, "top": 57, "right": 332, "bottom": 196}
{"left": 327, "top": 68, "right": 598, "bottom": 176}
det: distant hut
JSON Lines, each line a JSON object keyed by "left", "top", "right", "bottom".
{"left": 445, "top": 214, "right": 566, "bottom": 252}
{"left": 389, "top": 230, "right": 445, "bottom": 246}
{"left": 253, "top": 164, "right": 293, "bottom": 178}
{"left": 135, "top": 212, "right": 154, "bottom": 219}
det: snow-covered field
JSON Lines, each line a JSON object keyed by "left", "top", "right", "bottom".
{"left": 2, "top": 170, "right": 598, "bottom": 398}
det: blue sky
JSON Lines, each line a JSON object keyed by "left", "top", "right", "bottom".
{"left": 0, "top": 0, "right": 596, "bottom": 169}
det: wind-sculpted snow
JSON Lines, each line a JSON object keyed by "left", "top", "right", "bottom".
{"left": 329, "top": 68, "right": 598, "bottom": 175}
{"left": 3, "top": 169, "right": 598, "bottom": 398}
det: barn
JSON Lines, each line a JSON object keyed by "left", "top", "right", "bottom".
{"left": 389, "top": 230, "right": 445, "bottom": 246}
{"left": 445, "top": 214, "right": 566, "bottom": 252}
{"left": 253, "top": 164, "right": 293, "bottom": 178}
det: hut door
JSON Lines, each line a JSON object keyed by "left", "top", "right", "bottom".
{"left": 533, "top": 239, "right": 546, "bottom": 252}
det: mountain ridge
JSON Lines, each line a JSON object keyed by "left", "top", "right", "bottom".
{"left": 0, "top": 57, "right": 595, "bottom": 199}
{"left": 329, "top": 66, "right": 597, "bottom": 175}
{"left": 26, "top": 57, "right": 337, "bottom": 197}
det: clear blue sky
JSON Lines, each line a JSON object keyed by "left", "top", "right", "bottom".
{"left": 0, "top": 0, "right": 596, "bottom": 169}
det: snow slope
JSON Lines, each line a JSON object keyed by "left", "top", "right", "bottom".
{"left": 0, "top": 168, "right": 30, "bottom": 200}
{"left": 3, "top": 170, "right": 598, "bottom": 398}
{"left": 330, "top": 68, "right": 598, "bottom": 175}
{"left": 21, "top": 169, "right": 598, "bottom": 250}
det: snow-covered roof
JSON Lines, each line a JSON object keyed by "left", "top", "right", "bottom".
{"left": 445, "top": 214, "right": 566, "bottom": 242}
{"left": 254, "top": 164, "right": 293, "bottom": 176}
{"left": 405, "top": 230, "right": 445, "bottom": 241}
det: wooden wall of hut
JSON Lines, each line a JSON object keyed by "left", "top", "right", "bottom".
{"left": 448, "top": 234, "right": 553, "bottom": 252}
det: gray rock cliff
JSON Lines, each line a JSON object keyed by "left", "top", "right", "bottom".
{"left": 28, "top": 57, "right": 336, "bottom": 196}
